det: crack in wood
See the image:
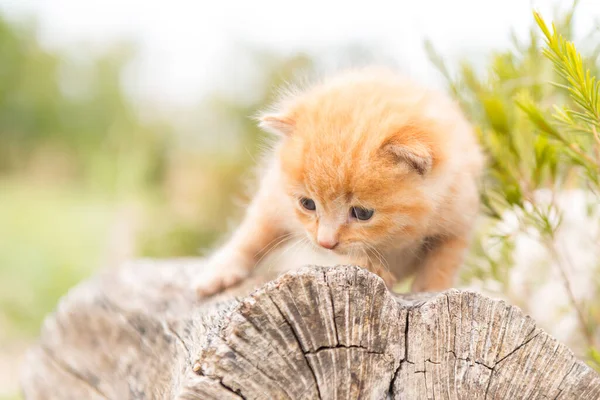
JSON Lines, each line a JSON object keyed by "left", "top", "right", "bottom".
{"left": 214, "top": 376, "right": 247, "bottom": 400}
{"left": 446, "top": 349, "right": 493, "bottom": 370}
{"left": 216, "top": 337, "right": 296, "bottom": 399}
{"left": 495, "top": 332, "right": 542, "bottom": 365}
{"left": 165, "top": 323, "right": 191, "bottom": 359}
{"left": 553, "top": 361, "right": 577, "bottom": 400}
{"left": 484, "top": 367, "right": 494, "bottom": 399}
{"left": 389, "top": 309, "right": 411, "bottom": 397}
{"left": 193, "top": 370, "right": 246, "bottom": 399}
{"left": 304, "top": 344, "right": 385, "bottom": 356}
{"left": 268, "top": 293, "right": 323, "bottom": 400}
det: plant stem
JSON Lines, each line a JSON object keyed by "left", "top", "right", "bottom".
{"left": 592, "top": 125, "right": 600, "bottom": 166}
{"left": 593, "top": 125, "right": 600, "bottom": 147}
{"left": 568, "top": 142, "right": 597, "bottom": 165}
{"left": 544, "top": 238, "right": 596, "bottom": 348}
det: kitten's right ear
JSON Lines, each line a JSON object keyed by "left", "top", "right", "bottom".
{"left": 258, "top": 114, "right": 295, "bottom": 137}
{"left": 383, "top": 142, "right": 433, "bottom": 176}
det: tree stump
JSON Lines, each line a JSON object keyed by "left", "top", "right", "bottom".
{"left": 21, "top": 260, "right": 600, "bottom": 399}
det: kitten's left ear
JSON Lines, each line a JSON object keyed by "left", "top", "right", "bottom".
{"left": 384, "top": 142, "right": 433, "bottom": 175}
{"left": 258, "top": 114, "right": 295, "bottom": 137}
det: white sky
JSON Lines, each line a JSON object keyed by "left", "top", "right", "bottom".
{"left": 1, "top": 0, "right": 598, "bottom": 106}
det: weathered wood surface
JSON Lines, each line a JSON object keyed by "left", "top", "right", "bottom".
{"left": 21, "top": 260, "right": 600, "bottom": 399}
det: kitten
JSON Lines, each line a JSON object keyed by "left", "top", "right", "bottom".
{"left": 195, "top": 67, "right": 483, "bottom": 296}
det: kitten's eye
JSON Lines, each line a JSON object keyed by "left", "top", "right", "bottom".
{"left": 300, "top": 197, "right": 316, "bottom": 211}
{"left": 350, "top": 206, "right": 374, "bottom": 221}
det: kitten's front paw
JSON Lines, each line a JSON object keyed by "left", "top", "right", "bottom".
{"left": 194, "top": 252, "right": 251, "bottom": 297}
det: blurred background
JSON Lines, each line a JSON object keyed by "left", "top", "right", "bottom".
{"left": 1, "top": 1, "right": 600, "bottom": 398}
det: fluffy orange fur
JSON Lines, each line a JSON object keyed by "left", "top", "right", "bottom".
{"left": 195, "top": 67, "right": 483, "bottom": 296}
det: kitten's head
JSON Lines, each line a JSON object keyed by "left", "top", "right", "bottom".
{"left": 259, "top": 68, "right": 466, "bottom": 254}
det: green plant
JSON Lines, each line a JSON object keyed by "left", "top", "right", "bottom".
{"left": 427, "top": 5, "right": 600, "bottom": 367}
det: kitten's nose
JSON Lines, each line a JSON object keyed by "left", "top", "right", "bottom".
{"left": 318, "top": 239, "right": 339, "bottom": 250}
{"left": 317, "top": 224, "right": 339, "bottom": 250}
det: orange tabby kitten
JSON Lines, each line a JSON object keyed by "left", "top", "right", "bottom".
{"left": 195, "top": 67, "right": 483, "bottom": 296}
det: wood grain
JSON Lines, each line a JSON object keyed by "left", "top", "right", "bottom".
{"left": 21, "top": 260, "right": 600, "bottom": 399}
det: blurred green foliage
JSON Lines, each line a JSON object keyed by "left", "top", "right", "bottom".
{"left": 0, "top": 14, "right": 162, "bottom": 345}
{"left": 0, "top": 13, "right": 324, "bottom": 351}
{"left": 0, "top": 17, "right": 169, "bottom": 187}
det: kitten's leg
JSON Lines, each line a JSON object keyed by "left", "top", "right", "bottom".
{"left": 195, "top": 196, "right": 288, "bottom": 297}
{"left": 411, "top": 235, "right": 469, "bottom": 292}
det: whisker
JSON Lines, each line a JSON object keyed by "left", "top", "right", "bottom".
{"left": 255, "top": 232, "right": 295, "bottom": 259}
{"left": 291, "top": 237, "right": 311, "bottom": 265}
{"left": 365, "top": 242, "right": 392, "bottom": 277}
{"left": 262, "top": 233, "right": 307, "bottom": 273}
{"left": 254, "top": 232, "right": 297, "bottom": 267}
{"left": 268, "top": 235, "right": 308, "bottom": 272}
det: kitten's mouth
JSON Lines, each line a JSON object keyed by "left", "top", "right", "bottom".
{"left": 323, "top": 243, "right": 354, "bottom": 255}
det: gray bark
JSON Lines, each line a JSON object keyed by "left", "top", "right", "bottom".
{"left": 21, "top": 260, "right": 600, "bottom": 399}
